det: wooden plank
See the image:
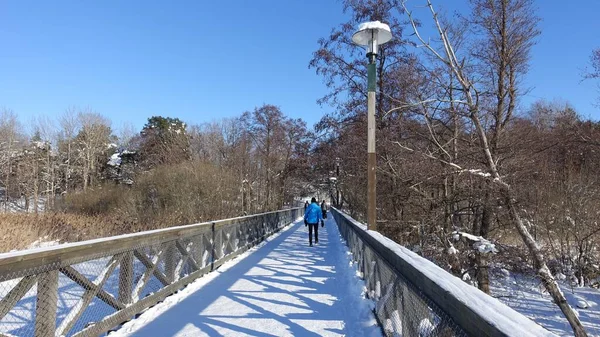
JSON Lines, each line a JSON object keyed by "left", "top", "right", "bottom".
{"left": 164, "top": 242, "right": 177, "bottom": 284}
{"left": 213, "top": 228, "right": 223, "bottom": 261}
{"left": 57, "top": 255, "right": 121, "bottom": 337}
{"left": 203, "top": 232, "right": 213, "bottom": 268}
{"left": 35, "top": 270, "right": 58, "bottom": 337}
{"left": 119, "top": 251, "right": 134, "bottom": 305}
{"left": 175, "top": 240, "right": 199, "bottom": 272}
{"left": 0, "top": 275, "right": 37, "bottom": 321}
{"left": 196, "top": 235, "right": 208, "bottom": 268}
{"left": 223, "top": 228, "right": 233, "bottom": 255}
{"left": 210, "top": 223, "right": 216, "bottom": 271}
{"left": 132, "top": 248, "right": 165, "bottom": 302}
{"left": 60, "top": 266, "right": 124, "bottom": 311}
{"left": 174, "top": 241, "right": 199, "bottom": 280}
{"left": 134, "top": 249, "right": 170, "bottom": 287}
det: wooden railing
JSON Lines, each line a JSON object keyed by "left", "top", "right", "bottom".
{"left": 0, "top": 208, "right": 301, "bottom": 337}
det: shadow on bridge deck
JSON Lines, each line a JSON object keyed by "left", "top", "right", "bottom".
{"left": 112, "top": 216, "right": 379, "bottom": 337}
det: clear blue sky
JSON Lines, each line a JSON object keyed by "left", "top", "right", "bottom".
{"left": 0, "top": 1, "right": 598, "bottom": 134}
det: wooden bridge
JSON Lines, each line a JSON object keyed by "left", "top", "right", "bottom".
{"left": 0, "top": 208, "right": 555, "bottom": 336}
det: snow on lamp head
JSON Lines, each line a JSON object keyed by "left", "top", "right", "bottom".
{"left": 351, "top": 21, "right": 392, "bottom": 57}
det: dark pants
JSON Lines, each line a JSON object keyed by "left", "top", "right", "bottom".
{"left": 308, "top": 223, "right": 318, "bottom": 245}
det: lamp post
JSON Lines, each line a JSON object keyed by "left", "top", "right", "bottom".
{"left": 352, "top": 21, "right": 392, "bottom": 231}
{"left": 335, "top": 157, "right": 340, "bottom": 207}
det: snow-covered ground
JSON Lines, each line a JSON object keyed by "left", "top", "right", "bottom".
{"left": 26, "top": 236, "right": 60, "bottom": 249}
{"left": 491, "top": 271, "right": 600, "bottom": 336}
{"left": 111, "top": 217, "right": 382, "bottom": 337}
{"left": 0, "top": 196, "right": 46, "bottom": 213}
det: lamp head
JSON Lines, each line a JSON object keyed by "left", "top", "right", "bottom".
{"left": 352, "top": 21, "right": 393, "bottom": 57}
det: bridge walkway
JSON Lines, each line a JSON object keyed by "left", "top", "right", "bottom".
{"left": 111, "top": 216, "right": 380, "bottom": 337}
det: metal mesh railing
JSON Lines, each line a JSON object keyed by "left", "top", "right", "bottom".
{"left": 332, "top": 209, "right": 467, "bottom": 337}
{"left": 331, "top": 208, "right": 555, "bottom": 337}
{"left": 0, "top": 208, "right": 301, "bottom": 337}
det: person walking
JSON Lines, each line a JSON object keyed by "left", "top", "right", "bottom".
{"left": 304, "top": 200, "right": 309, "bottom": 212}
{"left": 304, "top": 197, "right": 323, "bottom": 246}
{"left": 320, "top": 200, "right": 327, "bottom": 223}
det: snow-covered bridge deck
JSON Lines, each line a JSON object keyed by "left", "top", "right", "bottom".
{"left": 112, "top": 217, "right": 380, "bottom": 337}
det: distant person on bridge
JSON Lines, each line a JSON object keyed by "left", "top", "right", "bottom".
{"left": 304, "top": 197, "right": 323, "bottom": 246}
{"left": 304, "top": 200, "right": 309, "bottom": 212}
{"left": 321, "top": 200, "right": 327, "bottom": 221}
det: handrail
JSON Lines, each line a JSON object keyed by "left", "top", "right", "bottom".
{"left": 0, "top": 208, "right": 296, "bottom": 280}
{"left": 331, "top": 207, "right": 556, "bottom": 337}
{"left": 0, "top": 207, "right": 302, "bottom": 337}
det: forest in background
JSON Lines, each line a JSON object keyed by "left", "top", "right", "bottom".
{"left": 0, "top": 105, "right": 312, "bottom": 251}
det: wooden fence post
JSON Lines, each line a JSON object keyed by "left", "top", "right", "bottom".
{"left": 35, "top": 270, "right": 58, "bottom": 337}
{"left": 119, "top": 251, "right": 134, "bottom": 305}
{"left": 210, "top": 222, "right": 216, "bottom": 271}
{"left": 164, "top": 242, "right": 177, "bottom": 284}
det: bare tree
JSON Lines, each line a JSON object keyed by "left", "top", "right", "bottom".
{"left": 584, "top": 48, "right": 600, "bottom": 79}
{"left": 58, "top": 108, "right": 79, "bottom": 194}
{"left": 0, "top": 109, "right": 24, "bottom": 210}
{"left": 30, "top": 116, "right": 58, "bottom": 210}
{"left": 401, "top": 0, "right": 587, "bottom": 335}
{"left": 584, "top": 48, "right": 600, "bottom": 103}
{"left": 242, "top": 105, "right": 309, "bottom": 211}
{"left": 242, "top": 105, "right": 285, "bottom": 210}
{"left": 74, "top": 110, "right": 112, "bottom": 191}
{"left": 116, "top": 121, "right": 137, "bottom": 148}
{"left": 468, "top": 0, "right": 540, "bottom": 240}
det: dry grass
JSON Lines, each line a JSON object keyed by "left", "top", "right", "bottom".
{"left": 0, "top": 212, "right": 144, "bottom": 253}
{"left": 0, "top": 160, "right": 248, "bottom": 253}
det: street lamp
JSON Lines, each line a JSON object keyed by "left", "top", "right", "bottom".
{"left": 352, "top": 21, "right": 392, "bottom": 231}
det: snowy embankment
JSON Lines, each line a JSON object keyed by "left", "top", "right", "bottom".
{"left": 111, "top": 217, "right": 381, "bottom": 337}
{"left": 491, "top": 271, "right": 600, "bottom": 336}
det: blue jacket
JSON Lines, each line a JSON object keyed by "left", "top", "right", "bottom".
{"left": 304, "top": 202, "right": 323, "bottom": 224}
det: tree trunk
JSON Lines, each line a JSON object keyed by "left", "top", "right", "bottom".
{"left": 476, "top": 253, "right": 490, "bottom": 294}
{"left": 480, "top": 191, "right": 492, "bottom": 238}
{"left": 5, "top": 143, "right": 10, "bottom": 211}
{"left": 472, "top": 104, "right": 587, "bottom": 335}
{"left": 66, "top": 142, "right": 71, "bottom": 193}
{"left": 505, "top": 193, "right": 588, "bottom": 337}
{"left": 472, "top": 204, "right": 481, "bottom": 235}
{"left": 34, "top": 176, "right": 39, "bottom": 214}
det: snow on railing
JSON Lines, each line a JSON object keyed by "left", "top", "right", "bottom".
{"left": 0, "top": 208, "right": 302, "bottom": 337}
{"left": 331, "top": 208, "right": 557, "bottom": 337}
